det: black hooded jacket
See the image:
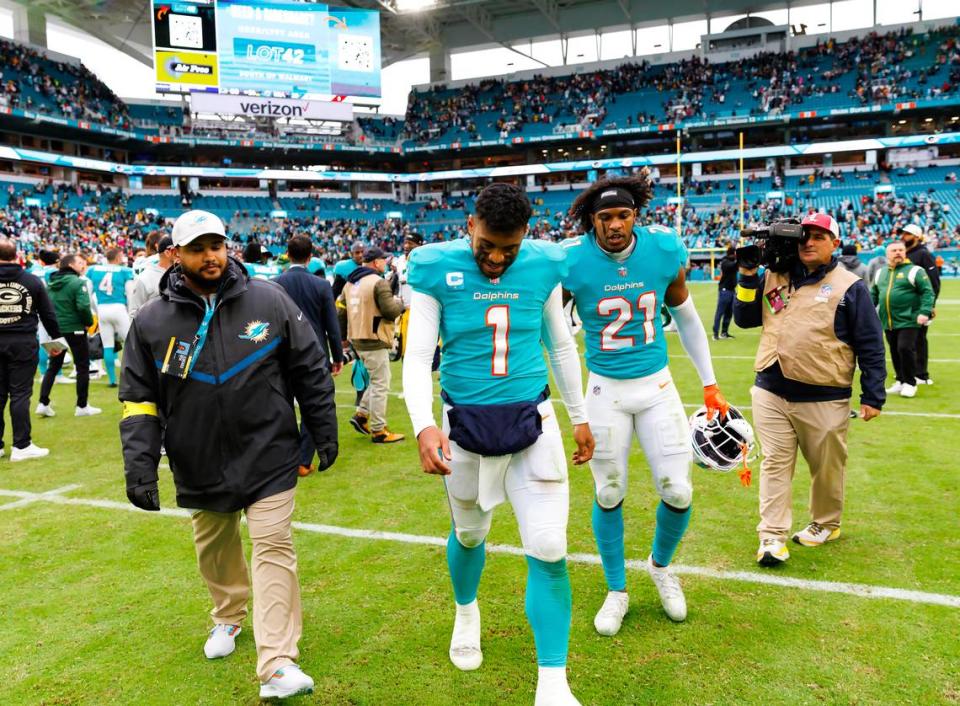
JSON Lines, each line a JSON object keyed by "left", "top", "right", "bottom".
{"left": 119, "top": 257, "right": 338, "bottom": 512}
{"left": 0, "top": 262, "right": 61, "bottom": 339}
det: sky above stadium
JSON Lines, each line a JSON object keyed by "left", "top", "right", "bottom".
{"left": 0, "top": 0, "right": 957, "bottom": 113}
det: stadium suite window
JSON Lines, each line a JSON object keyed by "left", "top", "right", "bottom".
{"left": 830, "top": 0, "right": 874, "bottom": 32}
{"left": 921, "top": 0, "right": 960, "bottom": 20}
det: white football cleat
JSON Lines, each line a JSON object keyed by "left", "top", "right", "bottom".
{"left": 75, "top": 405, "right": 102, "bottom": 417}
{"left": 646, "top": 556, "right": 687, "bottom": 622}
{"left": 899, "top": 384, "right": 917, "bottom": 398}
{"left": 259, "top": 664, "right": 314, "bottom": 700}
{"left": 757, "top": 539, "right": 790, "bottom": 566}
{"left": 35, "top": 403, "right": 55, "bottom": 417}
{"left": 535, "top": 666, "right": 581, "bottom": 706}
{"left": 885, "top": 381, "right": 903, "bottom": 394}
{"left": 449, "top": 599, "right": 482, "bottom": 671}
{"left": 792, "top": 522, "right": 841, "bottom": 547}
{"left": 11, "top": 443, "right": 50, "bottom": 462}
{"left": 203, "top": 624, "right": 241, "bottom": 659}
{"left": 593, "top": 591, "right": 629, "bottom": 636}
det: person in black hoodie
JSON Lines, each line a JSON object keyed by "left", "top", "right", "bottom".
{"left": 712, "top": 245, "right": 738, "bottom": 340}
{"left": 119, "top": 211, "right": 338, "bottom": 700}
{"left": 0, "top": 238, "right": 62, "bottom": 461}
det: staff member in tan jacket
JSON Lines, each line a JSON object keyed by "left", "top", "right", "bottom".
{"left": 340, "top": 246, "right": 405, "bottom": 443}
{"left": 733, "top": 214, "right": 886, "bottom": 567}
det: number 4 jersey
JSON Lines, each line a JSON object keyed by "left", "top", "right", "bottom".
{"left": 562, "top": 225, "right": 687, "bottom": 380}
{"left": 407, "top": 238, "right": 567, "bottom": 405}
{"left": 87, "top": 264, "right": 135, "bottom": 307}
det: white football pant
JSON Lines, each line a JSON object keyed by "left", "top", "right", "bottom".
{"left": 586, "top": 367, "right": 692, "bottom": 510}
{"left": 98, "top": 303, "right": 131, "bottom": 349}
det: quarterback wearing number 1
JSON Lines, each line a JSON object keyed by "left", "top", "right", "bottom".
{"left": 402, "top": 184, "right": 594, "bottom": 706}
{"left": 562, "top": 174, "right": 729, "bottom": 635}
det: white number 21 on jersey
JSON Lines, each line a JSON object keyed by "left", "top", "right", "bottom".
{"left": 597, "top": 292, "right": 657, "bottom": 350}
{"left": 485, "top": 305, "right": 510, "bottom": 376}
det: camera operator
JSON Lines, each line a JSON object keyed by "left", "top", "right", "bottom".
{"left": 733, "top": 213, "right": 886, "bottom": 567}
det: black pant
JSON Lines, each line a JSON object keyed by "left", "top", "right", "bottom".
{"left": 885, "top": 328, "right": 920, "bottom": 385}
{"left": 916, "top": 326, "right": 930, "bottom": 379}
{"left": 713, "top": 288, "right": 734, "bottom": 336}
{"left": 39, "top": 332, "right": 89, "bottom": 408}
{"left": 0, "top": 337, "right": 39, "bottom": 449}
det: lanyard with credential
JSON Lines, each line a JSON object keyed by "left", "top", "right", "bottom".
{"left": 183, "top": 298, "right": 217, "bottom": 379}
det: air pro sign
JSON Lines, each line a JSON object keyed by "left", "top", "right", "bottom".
{"left": 189, "top": 93, "right": 354, "bottom": 121}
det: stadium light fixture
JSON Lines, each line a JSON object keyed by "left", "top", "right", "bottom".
{"left": 395, "top": 0, "right": 438, "bottom": 11}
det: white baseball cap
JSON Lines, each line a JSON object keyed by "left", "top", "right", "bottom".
{"left": 171, "top": 210, "right": 226, "bottom": 247}
{"left": 898, "top": 223, "right": 923, "bottom": 238}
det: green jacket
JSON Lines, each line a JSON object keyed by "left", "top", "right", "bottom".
{"left": 869, "top": 262, "right": 935, "bottom": 330}
{"left": 47, "top": 269, "right": 94, "bottom": 333}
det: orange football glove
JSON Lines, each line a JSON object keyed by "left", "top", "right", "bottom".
{"left": 703, "top": 383, "right": 730, "bottom": 421}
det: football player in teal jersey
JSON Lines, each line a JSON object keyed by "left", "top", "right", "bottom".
{"left": 332, "top": 242, "right": 364, "bottom": 298}
{"left": 562, "top": 174, "right": 730, "bottom": 635}
{"left": 86, "top": 248, "right": 135, "bottom": 387}
{"left": 242, "top": 242, "right": 282, "bottom": 280}
{"left": 31, "top": 250, "right": 61, "bottom": 376}
{"left": 403, "top": 184, "right": 594, "bottom": 706}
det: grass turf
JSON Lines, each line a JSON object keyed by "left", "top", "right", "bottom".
{"left": 1, "top": 280, "right": 958, "bottom": 705}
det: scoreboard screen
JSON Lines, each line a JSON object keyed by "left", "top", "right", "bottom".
{"left": 152, "top": 0, "right": 382, "bottom": 99}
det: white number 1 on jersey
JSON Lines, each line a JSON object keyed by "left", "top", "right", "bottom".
{"left": 598, "top": 291, "right": 656, "bottom": 350}
{"left": 485, "top": 305, "right": 510, "bottom": 376}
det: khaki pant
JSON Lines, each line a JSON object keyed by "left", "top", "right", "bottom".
{"left": 191, "top": 487, "right": 302, "bottom": 683}
{"left": 356, "top": 347, "right": 391, "bottom": 433}
{"left": 751, "top": 387, "right": 850, "bottom": 541}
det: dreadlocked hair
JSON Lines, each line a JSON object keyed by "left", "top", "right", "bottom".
{"left": 567, "top": 171, "right": 654, "bottom": 232}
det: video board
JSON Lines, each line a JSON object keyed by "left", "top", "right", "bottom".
{"left": 152, "top": 0, "right": 382, "bottom": 98}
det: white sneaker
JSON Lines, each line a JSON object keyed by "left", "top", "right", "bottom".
{"left": 757, "top": 538, "right": 790, "bottom": 566}
{"left": 593, "top": 591, "right": 629, "bottom": 636}
{"left": 885, "top": 381, "right": 903, "bottom": 394}
{"left": 646, "top": 556, "right": 687, "bottom": 622}
{"left": 11, "top": 443, "right": 50, "bottom": 462}
{"left": 449, "top": 599, "right": 482, "bottom": 671}
{"left": 75, "top": 405, "right": 102, "bottom": 417}
{"left": 54, "top": 375, "right": 75, "bottom": 384}
{"left": 900, "top": 384, "right": 917, "bottom": 398}
{"left": 35, "top": 403, "right": 55, "bottom": 417}
{"left": 792, "top": 522, "right": 841, "bottom": 547}
{"left": 535, "top": 666, "right": 581, "bottom": 706}
{"left": 203, "top": 624, "right": 241, "bottom": 659}
{"left": 259, "top": 664, "right": 314, "bottom": 699}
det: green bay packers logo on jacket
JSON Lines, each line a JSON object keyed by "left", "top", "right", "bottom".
{"left": 239, "top": 320, "right": 270, "bottom": 343}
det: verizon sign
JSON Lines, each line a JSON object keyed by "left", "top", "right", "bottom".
{"left": 189, "top": 93, "right": 354, "bottom": 122}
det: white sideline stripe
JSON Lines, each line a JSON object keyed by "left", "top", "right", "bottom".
{"left": 0, "top": 484, "right": 82, "bottom": 511}
{"left": 333, "top": 390, "right": 960, "bottom": 420}
{"left": 700, "top": 355, "right": 960, "bottom": 364}
{"left": 0, "top": 486, "right": 958, "bottom": 610}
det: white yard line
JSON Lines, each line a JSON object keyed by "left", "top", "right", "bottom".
{"left": 0, "top": 484, "right": 81, "bottom": 511}
{"left": 0, "top": 486, "right": 957, "bottom": 609}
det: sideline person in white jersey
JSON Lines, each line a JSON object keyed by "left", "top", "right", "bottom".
{"left": 562, "top": 174, "right": 731, "bottom": 635}
{"left": 129, "top": 236, "right": 176, "bottom": 317}
{"left": 86, "top": 247, "right": 134, "bottom": 387}
{"left": 403, "top": 184, "right": 595, "bottom": 706}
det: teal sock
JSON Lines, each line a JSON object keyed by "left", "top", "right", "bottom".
{"left": 652, "top": 501, "right": 691, "bottom": 567}
{"left": 447, "top": 530, "right": 485, "bottom": 605}
{"left": 591, "top": 500, "right": 626, "bottom": 591}
{"left": 524, "top": 556, "right": 571, "bottom": 667}
{"left": 103, "top": 348, "right": 117, "bottom": 385}
{"left": 38, "top": 345, "right": 48, "bottom": 375}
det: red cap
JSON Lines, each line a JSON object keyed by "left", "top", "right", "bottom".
{"left": 801, "top": 213, "right": 839, "bottom": 238}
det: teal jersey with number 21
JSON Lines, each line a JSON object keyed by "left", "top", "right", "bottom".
{"left": 407, "top": 238, "right": 567, "bottom": 406}
{"left": 87, "top": 264, "right": 135, "bottom": 306}
{"left": 562, "top": 224, "right": 688, "bottom": 380}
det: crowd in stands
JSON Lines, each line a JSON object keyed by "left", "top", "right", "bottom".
{"left": 0, "top": 38, "right": 132, "bottom": 129}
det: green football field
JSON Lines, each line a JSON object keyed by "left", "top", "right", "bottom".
{"left": 1, "top": 280, "right": 958, "bottom": 706}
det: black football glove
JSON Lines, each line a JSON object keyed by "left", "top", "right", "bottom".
{"left": 127, "top": 481, "right": 160, "bottom": 511}
{"left": 315, "top": 441, "right": 339, "bottom": 473}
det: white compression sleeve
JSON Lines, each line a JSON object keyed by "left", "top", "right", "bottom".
{"left": 668, "top": 294, "right": 717, "bottom": 387}
{"left": 542, "top": 286, "right": 588, "bottom": 425}
{"left": 402, "top": 291, "right": 441, "bottom": 438}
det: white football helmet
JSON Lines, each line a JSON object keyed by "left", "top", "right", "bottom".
{"left": 689, "top": 405, "right": 757, "bottom": 472}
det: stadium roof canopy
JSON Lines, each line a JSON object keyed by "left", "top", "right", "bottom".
{"left": 16, "top": 0, "right": 842, "bottom": 68}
